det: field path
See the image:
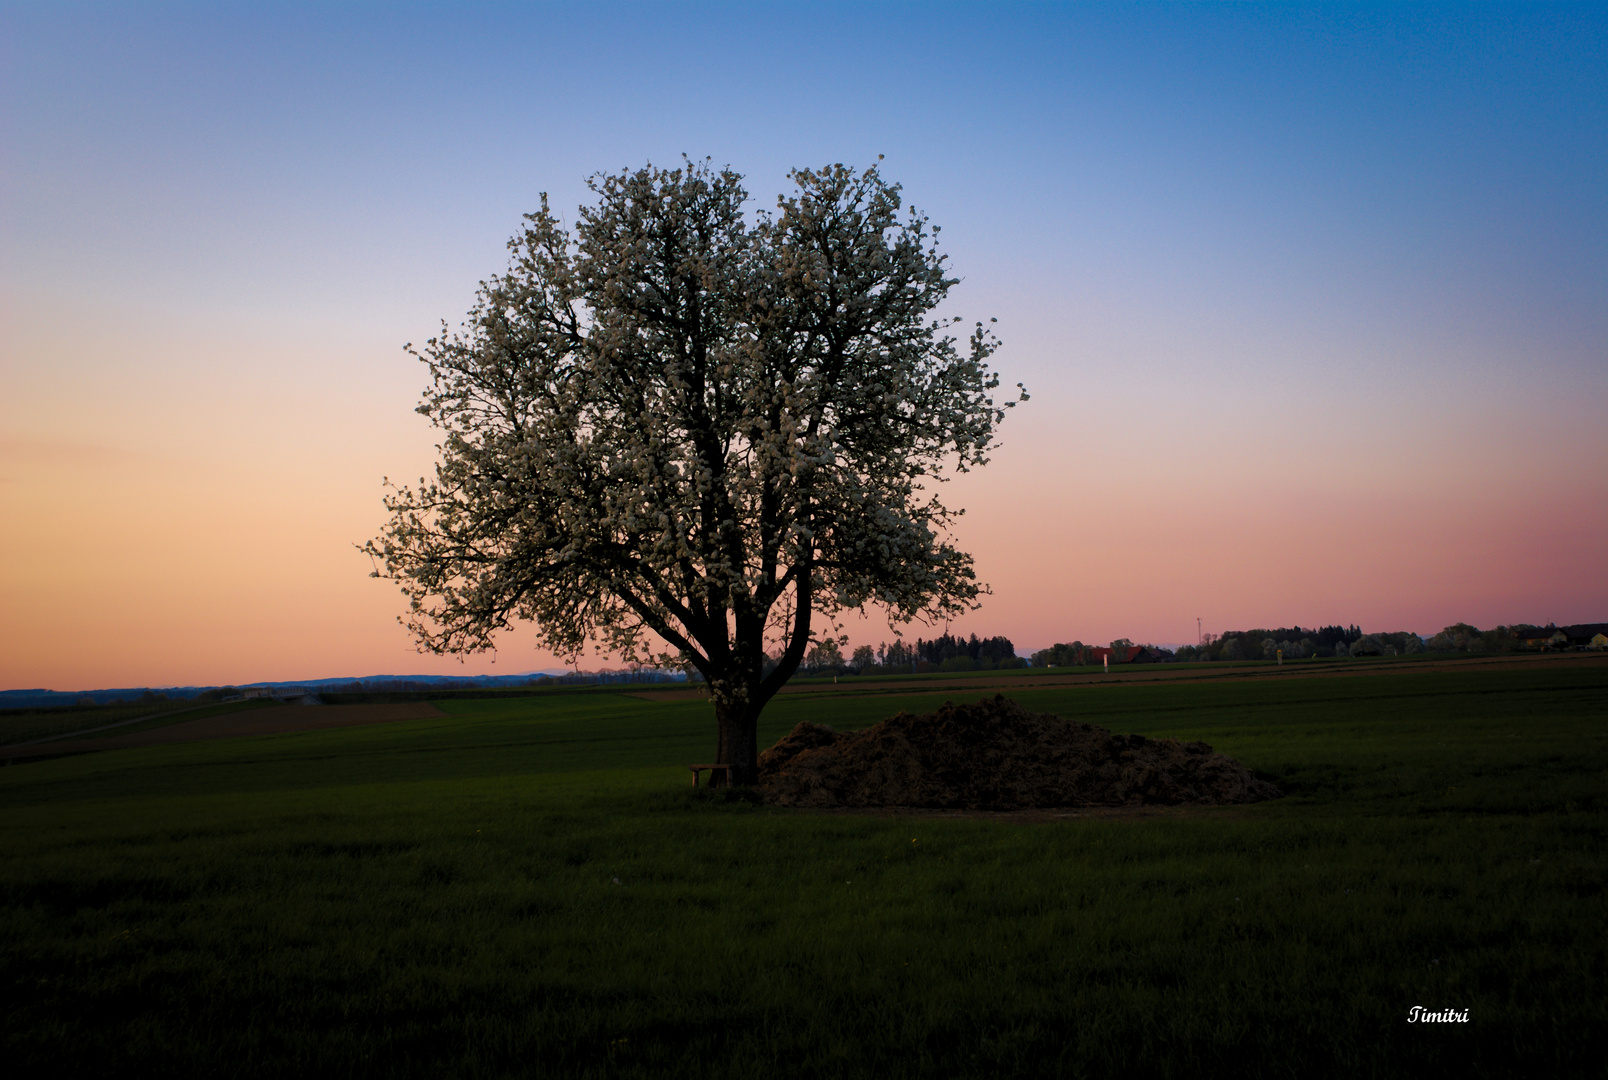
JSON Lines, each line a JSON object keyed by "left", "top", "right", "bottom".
{"left": 1, "top": 702, "right": 446, "bottom": 761}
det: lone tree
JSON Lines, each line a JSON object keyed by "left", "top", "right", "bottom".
{"left": 367, "top": 159, "right": 1022, "bottom": 783}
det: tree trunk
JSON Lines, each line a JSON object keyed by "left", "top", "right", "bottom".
{"left": 712, "top": 694, "right": 761, "bottom": 787}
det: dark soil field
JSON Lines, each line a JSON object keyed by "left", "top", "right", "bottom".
{"left": 1, "top": 657, "right": 1603, "bottom": 1078}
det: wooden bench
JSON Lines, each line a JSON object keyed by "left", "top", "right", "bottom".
{"left": 688, "top": 763, "right": 736, "bottom": 788}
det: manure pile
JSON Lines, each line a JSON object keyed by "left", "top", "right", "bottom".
{"left": 757, "top": 695, "right": 1281, "bottom": 809}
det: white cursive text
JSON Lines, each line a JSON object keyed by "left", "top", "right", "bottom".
{"left": 1407, "top": 1006, "right": 1469, "bottom": 1023}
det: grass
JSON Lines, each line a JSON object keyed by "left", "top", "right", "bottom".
{"left": 1, "top": 662, "right": 1603, "bottom": 1078}
{"left": 0, "top": 697, "right": 280, "bottom": 747}
{"left": 0, "top": 701, "right": 191, "bottom": 745}
{"left": 55, "top": 698, "right": 283, "bottom": 741}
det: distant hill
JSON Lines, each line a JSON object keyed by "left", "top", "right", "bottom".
{"left": 0, "top": 669, "right": 691, "bottom": 711}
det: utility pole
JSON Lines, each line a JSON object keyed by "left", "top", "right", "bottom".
{"left": 1197, "top": 617, "right": 1202, "bottom": 648}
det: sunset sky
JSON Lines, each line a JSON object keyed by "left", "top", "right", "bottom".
{"left": 4, "top": 3, "right": 1605, "bottom": 691}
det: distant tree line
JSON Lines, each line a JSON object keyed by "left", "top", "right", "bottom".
{"left": 798, "top": 633, "right": 1022, "bottom": 675}
{"left": 1174, "top": 625, "right": 1388, "bottom": 662}
{"left": 1030, "top": 625, "right": 1419, "bottom": 667}
{"left": 1033, "top": 621, "right": 1601, "bottom": 666}
{"left": 1033, "top": 642, "right": 1095, "bottom": 667}
{"left": 1030, "top": 639, "right": 1173, "bottom": 666}
{"left": 1421, "top": 622, "right": 1604, "bottom": 652}
{"left": 1172, "top": 625, "right": 1436, "bottom": 661}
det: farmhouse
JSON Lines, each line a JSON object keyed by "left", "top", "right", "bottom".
{"left": 1517, "top": 628, "right": 1570, "bottom": 649}
{"left": 1564, "top": 623, "right": 1608, "bottom": 649}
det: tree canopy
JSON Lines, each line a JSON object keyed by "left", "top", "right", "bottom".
{"left": 367, "top": 158, "right": 1021, "bottom": 781}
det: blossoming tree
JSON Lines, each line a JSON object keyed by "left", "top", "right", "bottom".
{"left": 367, "top": 159, "right": 1022, "bottom": 783}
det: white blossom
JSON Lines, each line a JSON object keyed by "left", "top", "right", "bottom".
{"left": 366, "top": 159, "right": 1021, "bottom": 780}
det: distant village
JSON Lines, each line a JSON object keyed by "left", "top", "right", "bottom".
{"left": 801, "top": 622, "right": 1608, "bottom": 674}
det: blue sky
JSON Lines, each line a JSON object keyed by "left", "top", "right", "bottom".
{"left": 3, "top": 3, "right": 1605, "bottom": 686}
{"left": 10, "top": 3, "right": 1603, "bottom": 339}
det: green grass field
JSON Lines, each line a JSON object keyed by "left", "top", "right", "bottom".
{"left": 2, "top": 663, "right": 1603, "bottom": 1078}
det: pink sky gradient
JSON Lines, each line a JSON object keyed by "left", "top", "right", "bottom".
{"left": 4, "top": 289, "right": 1601, "bottom": 691}
{"left": 3, "top": 5, "right": 1604, "bottom": 690}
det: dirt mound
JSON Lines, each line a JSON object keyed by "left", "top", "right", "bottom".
{"left": 757, "top": 695, "right": 1281, "bottom": 810}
